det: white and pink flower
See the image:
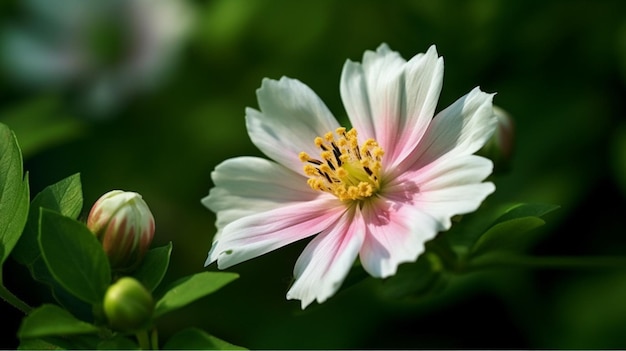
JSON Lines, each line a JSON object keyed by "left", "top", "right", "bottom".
{"left": 203, "top": 44, "right": 498, "bottom": 309}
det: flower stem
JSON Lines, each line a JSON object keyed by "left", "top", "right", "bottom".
{"left": 0, "top": 284, "right": 32, "bottom": 314}
{"left": 467, "top": 254, "right": 626, "bottom": 272}
{"left": 136, "top": 330, "right": 151, "bottom": 350}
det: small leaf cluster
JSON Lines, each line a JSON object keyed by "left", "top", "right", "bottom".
{"left": 0, "top": 122, "right": 245, "bottom": 350}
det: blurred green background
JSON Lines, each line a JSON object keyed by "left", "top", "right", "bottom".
{"left": 2, "top": 0, "right": 626, "bottom": 348}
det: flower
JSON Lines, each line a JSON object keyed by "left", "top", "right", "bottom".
{"left": 87, "top": 190, "right": 155, "bottom": 272}
{"left": 203, "top": 44, "right": 498, "bottom": 309}
{"left": 1, "top": 0, "right": 193, "bottom": 116}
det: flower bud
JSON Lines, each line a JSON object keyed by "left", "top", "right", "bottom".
{"left": 103, "top": 277, "right": 154, "bottom": 332}
{"left": 87, "top": 190, "right": 155, "bottom": 272}
{"left": 479, "top": 105, "right": 515, "bottom": 173}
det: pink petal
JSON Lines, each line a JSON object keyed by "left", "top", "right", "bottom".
{"left": 340, "top": 44, "right": 443, "bottom": 168}
{"left": 286, "top": 206, "right": 366, "bottom": 309}
{"left": 206, "top": 197, "right": 346, "bottom": 269}
{"left": 246, "top": 77, "right": 341, "bottom": 174}
{"left": 359, "top": 197, "right": 440, "bottom": 278}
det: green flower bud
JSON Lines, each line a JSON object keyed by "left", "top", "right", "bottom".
{"left": 479, "top": 105, "right": 515, "bottom": 173}
{"left": 87, "top": 190, "right": 155, "bottom": 272}
{"left": 103, "top": 277, "right": 154, "bottom": 332}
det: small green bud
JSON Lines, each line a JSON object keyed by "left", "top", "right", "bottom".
{"left": 479, "top": 105, "right": 515, "bottom": 173}
{"left": 87, "top": 190, "right": 155, "bottom": 272}
{"left": 103, "top": 277, "right": 154, "bottom": 332}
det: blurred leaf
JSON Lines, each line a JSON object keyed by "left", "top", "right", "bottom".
{"left": 38, "top": 209, "right": 111, "bottom": 305}
{"left": 17, "top": 304, "right": 99, "bottom": 339}
{"left": 133, "top": 242, "right": 172, "bottom": 292}
{"left": 154, "top": 272, "right": 238, "bottom": 318}
{"left": 18, "top": 338, "right": 65, "bottom": 350}
{"left": 25, "top": 334, "right": 103, "bottom": 350}
{"left": 469, "top": 203, "right": 560, "bottom": 258}
{"left": 13, "top": 173, "right": 82, "bottom": 266}
{"left": 0, "top": 97, "right": 84, "bottom": 159}
{"left": 0, "top": 122, "right": 30, "bottom": 270}
{"left": 163, "top": 327, "right": 247, "bottom": 350}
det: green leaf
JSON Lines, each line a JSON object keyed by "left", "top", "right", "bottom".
{"left": 163, "top": 327, "right": 247, "bottom": 350}
{"left": 133, "top": 242, "right": 172, "bottom": 292}
{"left": 18, "top": 338, "right": 65, "bottom": 350}
{"left": 13, "top": 173, "right": 83, "bottom": 266}
{"left": 0, "top": 122, "right": 30, "bottom": 268}
{"left": 17, "top": 304, "right": 99, "bottom": 339}
{"left": 39, "top": 209, "right": 111, "bottom": 305}
{"left": 469, "top": 203, "right": 560, "bottom": 258}
{"left": 154, "top": 271, "right": 238, "bottom": 318}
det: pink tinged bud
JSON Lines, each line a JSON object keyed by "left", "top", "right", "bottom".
{"left": 478, "top": 105, "right": 515, "bottom": 173}
{"left": 493, "top": 106, "right": 515, "bottom": 161}
{"left": 103, "top": 277, "right": 154, "bottom": 332}
{"left": 87, "top": 190, "right": 155, "bottom": 272}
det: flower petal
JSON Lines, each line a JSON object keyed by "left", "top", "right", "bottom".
{"left": 359, "top": 197, "right": 440, "bottom": 278}
{"left": 286, "top": 206, "right": 365, "bottom": 309}
{"left": 202, "top": 156, "right": 321, "bottom": 239}
{"left": 414, "top": 183, "right": 495, "bottom": 231}
{"left": 340, "top": 44, "right": 443, "bottom": 168}
{"left": 246, "top": 77, "right": 341, "bottom": 173}
{"left": 397, "top": 87, "right": 497, "bottom": 175}
{"left": 206, "top": 196, "right": 346, "bottom": 269}
{"left": 389, "top": 154, "right": 495, "bottom": 231}
{"left": 400, "top": 154, "right": 494, "bottom": 192}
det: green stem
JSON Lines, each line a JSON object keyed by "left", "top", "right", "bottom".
{"left": 467, "top": 255, "right": 626, "bottom": 272}
{"left": 150, "top": 328, "right": 159, "bottom": 350}
{"left": 0, "top": 284, "right": 32, "bottom": 314}
{"left": 136, "top": 329, "right": 151, "bottom": 350}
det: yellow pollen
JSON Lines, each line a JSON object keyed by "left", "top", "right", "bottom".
{"left": 300, "top": 127, "right": 384, "bottom": 201}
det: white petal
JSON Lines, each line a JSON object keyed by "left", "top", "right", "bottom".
{"left": 399, "top": 154, "right": 494, "bottom": 192}
{"left": 286, "top": 206, "right": 365, "bottom": 309}
{"left": 202, "top": 156, "right": 320, "bottom": 239}
{"left": 206, "top": 196, "right": 346, "bottom": 269}
{"left": 340, "top": 44, "right": 444, "bottom": 168}
{"left": 389, "top": 154, "right": 495, "bottom": 231}
{"left": 398, "top": 87, "right": 497, "bottom": 174}
{"left": 359, "top": 197, "right": 440, "bottom": 278}
{"left": 246, "top": 77, "right": 341, "bottom": 173}
{"left": 415, "top": 183, "right": 495, "bottom": 231}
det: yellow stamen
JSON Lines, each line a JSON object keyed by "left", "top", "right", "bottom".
{"left": 300, "top": 127, "right": 384, "bottom": 201}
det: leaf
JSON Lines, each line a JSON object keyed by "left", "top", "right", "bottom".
{"left": 154, "top": 272, "right": 238, "bottom": 318}
{"left": 469, "top": 203, "right": 560, "bottom": 258}
{"left": 38, "top": 209, "right": 111, "bottom": 305}
{"left": 163, "top": 327, "right": 247, "bottom": 350}
{"left": 133, "top": 242, "right": 172, "bottom": 292}
{"left": 18, "top": 338, "right": 65, "bottom": 350}
{"left": 0, "top": 122, "right": 30, "bottom": 269}
{"left": 13, "top": 173, "right": 83, "bottom": 266}
{"left": 17, "top": 304, "right": 99, "bottom": 339}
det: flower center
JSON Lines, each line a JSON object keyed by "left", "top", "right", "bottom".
{"left": 299, "top": 127, "right": 384, "bottom": 201}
